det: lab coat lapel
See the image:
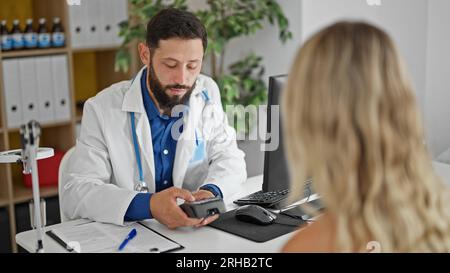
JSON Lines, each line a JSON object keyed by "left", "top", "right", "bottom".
{"left": 172, "top": 81, "right": 204, "bottom": 189}
{"left": 134, "top": 112, "right": 156, "bottom": 190}
{"left": 122, "top": 67, "right": 156, "bottom": 192}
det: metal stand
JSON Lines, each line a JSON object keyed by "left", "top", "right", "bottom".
{"left": 20, "top": 121, "right": 45, "bottom": 253}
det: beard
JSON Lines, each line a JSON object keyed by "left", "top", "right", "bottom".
{"left": 147, "top": 62, "right": 196, "bottom": 113}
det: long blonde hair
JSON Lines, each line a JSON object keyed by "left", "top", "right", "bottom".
{"left": 282, "top": 21, "right": 450, "bottom": 252}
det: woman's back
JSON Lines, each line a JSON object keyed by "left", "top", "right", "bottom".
{"left": 281, "top": 21, "right": 450, "bottom": 252}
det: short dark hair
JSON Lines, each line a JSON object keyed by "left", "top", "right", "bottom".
{"left": 146, "top": 8, "right": 207, "bottom": 52}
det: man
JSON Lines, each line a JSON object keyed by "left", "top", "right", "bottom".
{"left": 61, "top": 8, "right": 247, "bottom": 228}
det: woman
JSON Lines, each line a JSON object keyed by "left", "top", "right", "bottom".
{"left": 281, "top": 21, "right": 450, "bottom": 252}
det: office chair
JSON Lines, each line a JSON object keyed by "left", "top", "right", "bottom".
{"left": 58, "top": 147, "right": 75, "bottom": 223}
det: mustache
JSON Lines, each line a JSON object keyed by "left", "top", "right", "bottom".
{"left": 165, "top": 84, "right": 191, "bottom": 90}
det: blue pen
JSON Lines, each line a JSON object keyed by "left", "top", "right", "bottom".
{"left": 195, "top": 130, "right": 199, "bottom": 146}
{"left": 118, "top": 228, "right": 137, "bottom": 251}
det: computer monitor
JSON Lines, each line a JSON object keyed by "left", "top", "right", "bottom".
{"left": 263, "top": 75, "right": 290, "bottom": 192}
{"left": 233, "top": 75, "right": 318, "bottom": 208}
{"left": 263, "top": 75, "right": 313, "bottom": 199}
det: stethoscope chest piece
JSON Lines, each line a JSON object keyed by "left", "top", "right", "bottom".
{"left": 134, "top": 180, "right": 149, "bottom": 193}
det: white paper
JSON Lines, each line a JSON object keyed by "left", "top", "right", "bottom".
{"left": 51, "top": 221, "right": 181, "bottom": 253}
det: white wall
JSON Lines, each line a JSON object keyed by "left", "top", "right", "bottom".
{"left": 425, "top": 0, "right": 450, "bottom": 156}
{"left": 189, "top": 0, "right": 450, "bottom": 163}
{"left": 300, "top": 0, "right": 428, "bottom": 114}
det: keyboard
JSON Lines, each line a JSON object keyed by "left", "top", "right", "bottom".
{"left": 233, "top": 189, "right": 290, "bottom": 207}
{"left": 234, "top": 179, "right": 313, "bottom": 207}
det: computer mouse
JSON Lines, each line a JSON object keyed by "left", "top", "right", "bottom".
{"left": 235, "top": 205, "right": 277, "bottom": 225}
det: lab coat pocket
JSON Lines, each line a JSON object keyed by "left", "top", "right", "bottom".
{"left": 189, "top": 139, "right": 206, "bottom": 165}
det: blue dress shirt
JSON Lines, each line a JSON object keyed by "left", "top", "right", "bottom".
{"left": 124, "top": 69, "right": 222, "bottom": 221}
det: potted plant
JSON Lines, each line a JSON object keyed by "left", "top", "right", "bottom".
{"left": 116, "top": 0, "right": 292, "bottom": 176}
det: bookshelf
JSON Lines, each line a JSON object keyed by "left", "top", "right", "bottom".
{"left": 0, "top": 0, "right": 138, "bottom": 252}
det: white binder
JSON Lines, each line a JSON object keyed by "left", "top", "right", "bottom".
{"left": 111, "top": 0, "right": 128, "bottom": 46}
{"left": 35, "top": 56, "right": 56, "bottom": 124}
{"left": 85, "top": 0, "right": 101, "bottom": 48}
{"left": 68, "top": 0, "right": 88, "bottom": 49}
{"left": 2, "top": 59, "right": 23, "bottom": 128}
{"left": 98, "top": 0, "right": 115, "bottom": 46}
{"left": 51, "top": 55, "right": 71, "bottom": 122}
{"left": 18, "top": 57, "right": 40, "bottom": 125}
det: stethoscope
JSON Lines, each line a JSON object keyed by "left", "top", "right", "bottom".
{"left": 130, "top": 86, "right": 211, "bottom": 193}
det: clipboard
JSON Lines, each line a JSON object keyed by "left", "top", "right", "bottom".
{"left": 46, "top": 221, "right": 183, "bottom": 253}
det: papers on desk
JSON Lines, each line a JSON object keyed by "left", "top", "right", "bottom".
{"left": 49, "top": 221, "right": 182, "bottom": 253}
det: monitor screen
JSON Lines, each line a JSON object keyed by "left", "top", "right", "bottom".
{"left": 263, "top": 75, "right": 290, "bottom": 192}
{"left": 263, "top": 75, "right": 313, "bottom": 199}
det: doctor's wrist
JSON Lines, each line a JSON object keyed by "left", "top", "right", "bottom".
{"left": 199, "top": 184, "right": 223, "bottom": 198}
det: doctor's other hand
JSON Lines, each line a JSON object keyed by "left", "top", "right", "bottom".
{"left": 192, "top": 190, "right": 220, "bottom": 228}
{"left": 192, "top": 189, "right": 214, "bottom": 201}
{"left": 150, "top": 187, "right": 203, "bottom": 229}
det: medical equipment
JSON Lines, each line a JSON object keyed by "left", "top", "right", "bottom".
{"left": 0, "top": 121, "right": 54, "bottom": 252}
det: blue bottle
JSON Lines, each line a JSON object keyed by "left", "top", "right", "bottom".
{"left": 37, "top": 18, "right": 51, "bottom": 48}
{"left": 0, "top": 20, "right": 13, "bottom": 51}
{"left": 24, "top": 18, "right": 38, "bottom": 49}
{"left": 11, "top": 19, "right": 24, "bottom": 50}
{"left": 51, "top": 17, "right": 65, "bottom": 47}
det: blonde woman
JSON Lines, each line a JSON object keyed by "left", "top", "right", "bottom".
{"left": 281, "top": 21, "right": 450, "bottom": 252}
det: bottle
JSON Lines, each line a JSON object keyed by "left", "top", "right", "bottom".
{"left": 11, "top": 19, "right": 24, "bottom": 50}
{"left": 24, "top": 18, "right": 38, "bottom": 49}
{"left": 51, "top": 17, "right": 65, "bottom": 47}
{"left": 37, "top": 18, "right": 51, "bottom": 48}
{"left": 0, "top": 20, "right": 13, "bottom": 51}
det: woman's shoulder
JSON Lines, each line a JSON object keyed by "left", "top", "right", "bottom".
{"left": 281, "top": 212, "right": 336, "bottom": 253}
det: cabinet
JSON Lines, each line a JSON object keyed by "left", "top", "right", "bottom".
{"left": 0, "top": 0, "right": 138, "bottom": 252}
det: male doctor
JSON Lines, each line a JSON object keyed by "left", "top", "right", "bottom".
{"left": 61, "top": 8, "right": 247, "bottom": 228}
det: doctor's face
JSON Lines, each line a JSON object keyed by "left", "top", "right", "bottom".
{"left": 147, "top": 38, "right": 204, "bottom": 110}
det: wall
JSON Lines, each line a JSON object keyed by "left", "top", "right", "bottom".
{"left": 425, "top": 0, "right": 450, "bottom": 156}
{"left": 188, "top": 0, "right": 450, "bottom": 170}
{"left": 300, "top": 0, "right": 429, "bottom": 114}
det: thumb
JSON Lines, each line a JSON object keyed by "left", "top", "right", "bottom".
{"left": 172, "top": 188, "right": 195, "bottom": 202}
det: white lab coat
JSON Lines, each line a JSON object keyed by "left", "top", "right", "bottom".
{"left": 61, "top": 68, "right": 247, "bottom": 225}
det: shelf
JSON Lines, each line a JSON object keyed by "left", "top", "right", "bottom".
{"left": 0, "top": 197, "right": 9, "bottom": 207}
{"left": 6, "top": 120, "right": 72, "bottom": 133}
{"left": 71, "top": 45, "right": 122, "bottom": 53}
{"left": 73, "top": 50, "right": 132, "bottom": 104}
{"left": 1, "top": 48, "right": 69, "bottom": 59}
{"left": 13, "top": 183, "right": 58, "bottom": 204}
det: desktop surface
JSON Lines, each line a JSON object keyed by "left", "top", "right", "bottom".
{"left": 15, "top": 175, "right": 295, "bottom": 253}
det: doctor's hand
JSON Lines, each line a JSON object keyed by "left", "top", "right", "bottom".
{"left": 150, "top": 187, "right": 205, "bottom": 229}
{"left": 191, "top": 190, "right": 220, "bottom": 228}
{"left": 192, "top": 189, "right": 215, "bottom": 200}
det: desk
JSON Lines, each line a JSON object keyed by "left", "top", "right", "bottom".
{"left": 15, "top": 161, "right": 450, "bottom": 253}
{"left": 16, "top": 175, "right": 293, "bottom": 253}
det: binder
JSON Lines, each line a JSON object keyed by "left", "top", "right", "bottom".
{"left": 51, "top": 55, "right": 71, "bottom": 122}
{"left": 69, "top": 0, "right": 127, "bottom": 48}
{"left": 68, "top": 0, "right": 88, "bottom": 49}
{"left": 98, "top": 0, "right": 113, "bottom": 46}
{"left": 111, "top": 0, "right": 128, "bottom": 46}
{"left": 85, "top": 0, "right": 101, "bottom": 48}
{"left": 18, "top": 57, "right": 40, "bottom": 125}
{"left": 2, "top": 59, "right": 23, "bottom": 128}
{"left": 35, "top": 56, "right": 56, "bottom": 124}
